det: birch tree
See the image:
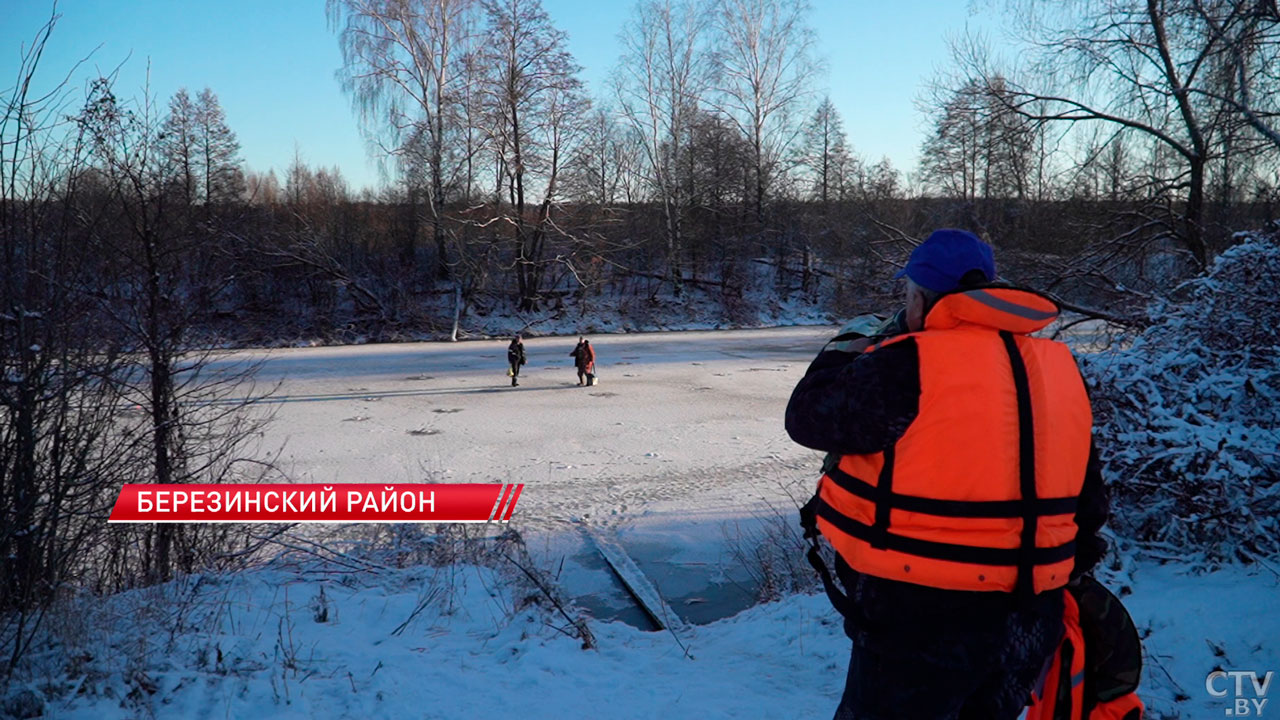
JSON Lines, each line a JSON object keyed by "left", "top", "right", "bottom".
{"left": 711, "top": 0, "right": 818, "bottom": 222}
{"left": 614, "top": 0, "right": 712, "bottom": 294}
{"left": 480, "top": 0, "right": 588, "bottom": 311}
{"left": 328, "top": 0, "right": 481, "bottom": 279}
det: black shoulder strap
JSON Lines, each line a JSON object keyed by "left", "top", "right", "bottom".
{"left": 807, "top": 542, "right": 850, "bottom": 616}
{"left": 799, "top": 495, "right": 850, "bottom": 616}
{"left": 1000, "top": 330, "right": 1039, "bottom": 601}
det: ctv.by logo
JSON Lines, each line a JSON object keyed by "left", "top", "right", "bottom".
{"left": 1207, "top": 671, "right": 1273, "bottom": 716}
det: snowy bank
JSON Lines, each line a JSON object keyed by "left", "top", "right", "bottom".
{"left": 7, "top": 556, "right": 1276, "bottom": 719}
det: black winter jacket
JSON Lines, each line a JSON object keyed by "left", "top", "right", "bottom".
{"left": 508, "top": 341, "right": 526, "bottom": 366}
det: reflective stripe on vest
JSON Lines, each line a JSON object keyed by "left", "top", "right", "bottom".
{"left": 816, "top": 287, "right": 1092, "bottom": 594}
{"left": 1026, "top": 590, "right": 1088, "bottom": 720}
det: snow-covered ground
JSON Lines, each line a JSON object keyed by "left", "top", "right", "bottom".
{"left": 10, "top": 325, "right": 1276, "bottom": 719}
{"left": 17, "top": 555, "right": 1278, "bottom": 719}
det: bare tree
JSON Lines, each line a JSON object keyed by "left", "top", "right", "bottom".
{"left": 160, "top": 88, "right": 199, "bottom": 208}
{"left": 479, "top": 0, "right": 588, "bottom": 311}
{"left": 195, "top": 87, "right": 245, "bottom": 208}
{"left": 1187, "top": 1, "right": 1280, "bottom": 153}
{"left": 564, "top": 105, "right": 635, "bottom": 207}
{"left": 860, "top": 156, "right": 902, "bottom": 202}
{"left": 245, "top": 167, "right": 281, "bottom": 205}
{"left": 2, "top": 12, "right": 273, "bottom": 674}
{"left": 918, "top": 76, "right": 1038, "bottom": 201}
{"left": 77, "top": 77, "right": 273, "bottom": 585}
{"left": 711, "top": 0, "right": 819, "bottom": 222}
{"left": 614, "top": 0, "right": 712, "bottom": 295}
{"left": 160, "top": 87, "right": 243, "bottom": 212}
{"left": 0, "top": 10, "right": 143, "bottom": 673}
{"left": 955, "top": 1, "right": 1276, "bottom": 267}
{"left": 328, "top": 0, "right": 482, "bottom": 280}
{"left": 681, "top": 107, "right": 753, "bottom": 277}
{"left": 793, "top": 97, "right": 859, "bottom": 290}
{"left": 797, "top": 97, "right": 856, "bottom": 205}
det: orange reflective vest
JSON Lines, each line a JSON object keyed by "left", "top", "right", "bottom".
{"left": 815, "top": 287, "right": 1093, "bottom": 594}
{"left": 1026, "top": 586, "right": 1145, "bottom": 720}
{"left": 1030, "top": 589, "right": 1089, "bottom": 720}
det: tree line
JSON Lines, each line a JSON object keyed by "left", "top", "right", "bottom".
{"left": 310, "top": 0, "right": 1280, "bottom": 322}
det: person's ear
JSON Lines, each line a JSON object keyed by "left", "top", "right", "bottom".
{"left": 905, "top": 285, "right": 926, "bottom": 332}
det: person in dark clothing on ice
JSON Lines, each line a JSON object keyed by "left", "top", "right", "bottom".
{"left": 570, "top": 337, "right": 596, "bottom": 386}
{"left": 785, "top": 229, "right": 1110, "bottom": 720}
{"left": 507, "top": 335, "right": 526, "bottom": 387}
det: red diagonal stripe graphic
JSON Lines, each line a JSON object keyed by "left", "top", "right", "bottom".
{"left": 499, "top": 484, "right": 519, "bottom": 517}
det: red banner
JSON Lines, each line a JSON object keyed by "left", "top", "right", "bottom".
{"left": 107, "top": 483, "right": 524, "bottom": 523}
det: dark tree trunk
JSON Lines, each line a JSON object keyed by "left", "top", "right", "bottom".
{"left": 1185, "top": 157, "right": 1207, "bottom": 268}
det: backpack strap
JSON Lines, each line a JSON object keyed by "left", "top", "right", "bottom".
{"left": 800, "top": 495, "right": 850, "bottom": 616}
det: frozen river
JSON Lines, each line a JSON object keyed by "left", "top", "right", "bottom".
{"left": 211, "top": 326, "right": 838, "bottom": 624}
{"left": 219, "top": 326, "right": 834, "bottom": 530}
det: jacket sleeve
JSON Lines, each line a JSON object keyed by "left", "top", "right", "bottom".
{"left": 1071, "top": 440, "right": 1110, "bottom": 578}
{"left": 784, "top": 339, "right": 921, "bottom": 456}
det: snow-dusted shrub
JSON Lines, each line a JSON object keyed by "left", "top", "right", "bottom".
{"left": 1084, "top": 233, "right": 1280, "bottom": 560}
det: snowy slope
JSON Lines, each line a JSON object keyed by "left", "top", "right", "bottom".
{"left": 14, "top": 556, "right": 1276, "bottom": 719}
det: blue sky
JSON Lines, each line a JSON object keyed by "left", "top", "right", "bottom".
{"left": 2, "top": 0, "right": 997, "bottom": 192}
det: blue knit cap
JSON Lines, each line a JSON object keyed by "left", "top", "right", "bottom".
{"left": 893, "top": 229, "right": 996, "bottom": 293}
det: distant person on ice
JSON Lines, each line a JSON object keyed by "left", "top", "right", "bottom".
{"left": 570, "top": 337, "right": 596, "bottom": 386}
{"left": 507, "top": 335, "right": 526, "bottom": 387}
{"left": 785, "top": 229, "right": 1110, "bottom": 719}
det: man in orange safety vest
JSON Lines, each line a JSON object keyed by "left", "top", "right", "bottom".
{"left": 787, "top": 229, "right": 1111, "bottom": 720}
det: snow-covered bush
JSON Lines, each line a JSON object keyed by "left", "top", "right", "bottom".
{"left": 1084, "top": 233, "right": 1280, "bottom": 561}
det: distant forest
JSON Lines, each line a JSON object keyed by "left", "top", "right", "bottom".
{"left": 8, "top": 2, "right": 1280, "bottom": 346}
